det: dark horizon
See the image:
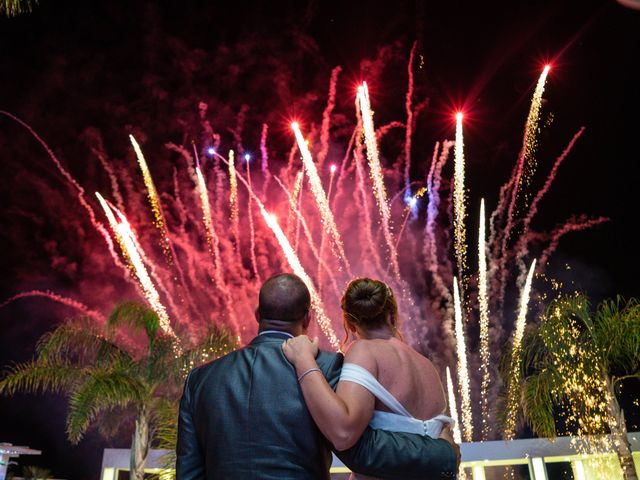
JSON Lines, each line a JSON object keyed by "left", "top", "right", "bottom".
{"left": 1, "top": 0, "right": 639, "bottom": 478}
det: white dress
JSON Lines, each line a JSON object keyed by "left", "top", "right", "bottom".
{"left": 340, "top": 363, "right": 455, "bottom": 480}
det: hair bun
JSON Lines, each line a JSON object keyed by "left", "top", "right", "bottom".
{"left": 344, "top": 278, "right": 388, "bottom": 319}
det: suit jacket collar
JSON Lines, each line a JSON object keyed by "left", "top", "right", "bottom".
{"left": 250, "top": 330, "right": 294, "bottom": 345}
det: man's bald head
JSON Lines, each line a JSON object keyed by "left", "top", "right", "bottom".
{"left": 258, "top": 273, "right": 311, "bottom": 322}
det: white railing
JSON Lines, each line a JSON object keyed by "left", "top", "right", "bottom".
{"left": 101, "top": 432, "right": 640, "bottom": 480}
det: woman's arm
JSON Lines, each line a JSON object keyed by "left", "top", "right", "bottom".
{"left": 282, "top": 336, "right": 375, "bottom": 451}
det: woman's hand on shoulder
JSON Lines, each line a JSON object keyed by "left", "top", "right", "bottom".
{"left": 282, "top": 335, "right": 319, "bottom": 367}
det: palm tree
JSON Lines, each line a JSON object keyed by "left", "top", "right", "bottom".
{"left": 0, "top": 302, "right": 236, "bottom": 480}
{"left": 515, "top": 293, "right": 640, "bottom": 480}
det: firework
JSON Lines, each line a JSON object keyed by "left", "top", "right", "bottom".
{"left": 424, "top": 141, "right": 455, "bottom": 304}
{"left": 515, "top": 127, "right": 585, "bottom": 286}
{"left": 453, "top": 279, "right": 473, "bottom": 441}
{"left": 453, "top": 112, "right": 468, "bottom": 282}
{"left": 0, "top": 290, "right": 105, "bottom": 323}
{"left": 260, "top": 124, "right": 272, "bottom": 198}
{"left": 129, "top": 135, "right": 173, "bottom": 259}
{"left": 403, "top": 41, "right": 417, "bottom": 192}
{"left": 477, "top": 199, "right": 491, "bottom": 440}
{"left": 503, "top": 258, "right": 537, "bottom": 439}
{"left": 291, "top": 122, "right": 351, "bottom": 274}
{"left": 446, "top": 366, "right": 466, "bottom": 480}
{"left": 492, "top": 66, "right": 551, "bottom": 309}
{"left": 194, "top": 165, "right": 222, "bottom": 278}
{"left": 98, "top": 196, "right": 174, "bottom": 337}
{"left": 259, "top": 207, "right": 339, "bottom": 349}
{"left": 317, "top": 66, "right": 342, "bottom": 171}
{"left": 228, "top": 149, "right": 240, "bottom": 250}
{"left": 316, "top": 164, "right": 338, "bottom": 290}
{"left": 357, "top": 82, "right": 401, "bottom": 281}
{"left": 353, "top": 103, "right": 385, "bottom": 275}
{"left": 246, "top": 156, "right": 261, "bottom": 283}
{"left": 287, "top": 170, "right": 304, "bottom": 237}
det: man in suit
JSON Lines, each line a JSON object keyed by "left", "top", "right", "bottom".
{"left": 177, "top": 273, "right": 459, "bottom": 479}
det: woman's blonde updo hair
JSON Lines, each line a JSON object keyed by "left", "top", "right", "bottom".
{"left": 340, "top": 277, "right": 402, "bottom": 346}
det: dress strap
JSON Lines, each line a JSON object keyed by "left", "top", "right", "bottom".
{"left": 340, "top": 363, "right": 413, "bottom": 417}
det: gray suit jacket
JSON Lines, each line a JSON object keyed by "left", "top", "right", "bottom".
{"left": 177, "top": 331, "right": 457, "bottom": 479}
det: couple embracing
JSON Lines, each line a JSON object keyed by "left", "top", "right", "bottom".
{"left": 176, "top": 273, "right": 460, "bottom": 479}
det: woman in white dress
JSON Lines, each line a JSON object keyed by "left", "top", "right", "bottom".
{"left": 282, "top": 277, "right": 455, "bottom": 479}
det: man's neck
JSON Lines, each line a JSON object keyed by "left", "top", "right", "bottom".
{"left": 258, "top": 320, "right": 304, "bottom": 337}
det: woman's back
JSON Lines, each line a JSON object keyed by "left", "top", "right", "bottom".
{"left": 344, "top": 337, "right": 446, "bottom": 420}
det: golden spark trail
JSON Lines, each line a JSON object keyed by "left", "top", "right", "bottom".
{"left": 453, "top": 113, "right": 468, "bottom": 281}
{"left": 494, "top": 66, "right": 550, "bottom": 309}
{"left": 228, "top": 149, "right": 240, "bottom": 250}
{"left": 394, "top": 187, "right": 427, "bottom": 251}
{"left": 259, "top": 206, "right": 339, "bottom": 349}
{"left": 291, "top": 122, "right": 351, "bottom": 274}
{"left": 478, "top": 199, "right": 491, "bottom": 440}
{"left": 454, "top": 279, "right": 473, "bottom": 441}
{"left": 195, "top": 167, "right": 222, "bottom": 279}
{"left": 129, "top": 135, "right": 173, "bottom": 260}
{"left": 357, "top": 83, "right": 401, "bottom": 281}
{"left": 504, "top": 258, "right": 537, "bottom": 439}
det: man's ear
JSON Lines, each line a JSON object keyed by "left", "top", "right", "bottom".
{"left": 302, "top": 312, "right": 311, "bottom": 330}
{"left": 255, "top": 308, "right": 261, "bottom": 324}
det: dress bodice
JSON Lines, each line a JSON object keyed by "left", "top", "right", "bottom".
{"left": 339, "top": 363, "right": 454, "bottom": 438}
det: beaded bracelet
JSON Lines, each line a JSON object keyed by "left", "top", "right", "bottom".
{"left": 297, "top": 367, "right": 321, "bottom": 383}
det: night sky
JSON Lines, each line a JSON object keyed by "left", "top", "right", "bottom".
{"left": 1, "top": 1, "right": 640, "bottom": 478}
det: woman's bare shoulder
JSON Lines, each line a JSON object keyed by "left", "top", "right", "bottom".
{"left": 343, "top": 340, "right": 378, "bottom": 375}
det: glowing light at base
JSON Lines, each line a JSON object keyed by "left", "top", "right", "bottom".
{"left": 503, "top": 258, "right": 537, "bottom": 439}
{"left": 453, "top": 112, "right": 468, "bottom": 281}
{"left": 453, "top": 279, "right": 473, "bottom": 442}
{"left": 357, "top": 82, "right": 401, "bottom": 281}
{"left": 478, "top": 198, "right": 491, "bottom": 440}
{"left": 291, "top": 122, "right": 351, "bottom": 274}
{"left": 259, "top": 206, "right": 339, "bottom": 349}
{"left": 129, "top": 135, "right": 173, "bottom": 260}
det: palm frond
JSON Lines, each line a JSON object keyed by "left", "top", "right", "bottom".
{"left": 66, "top": 368, "right": 146, "bottom": 443}
{"left": 36, "top": 317, "right": 130, "bottom": 367}
{"left": 521, "top": 369, "right": 559, "bottom": 438}
{"left": 594, "top": 296, "right": 640, "bottom": 374}
{"left": 0, "top": 360, "right": 82, "bottom": 395}
{"left": 109, "top": 302, "right": 160, "bottom": 347}
{"left": 151, "top": 396, "right": 180, "bottom": 472}
{"left": 1, "top": 0, "right": 37, "bottom": 17}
